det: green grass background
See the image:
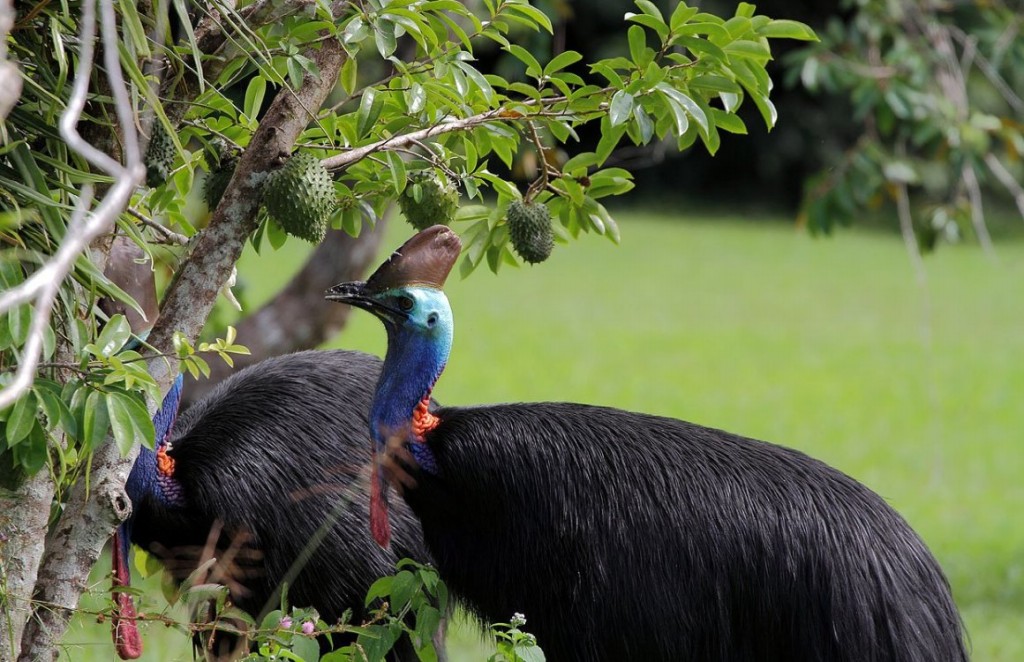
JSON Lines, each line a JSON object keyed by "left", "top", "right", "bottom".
{"left": 62, "top": 212, "right": 1023, "bottom": 660}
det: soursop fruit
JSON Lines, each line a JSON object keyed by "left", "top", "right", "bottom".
{"left": 398, "top": 171, "right": 460, "bottom": 231}
{"left": 145, "top": 124, "right": 175, "bottom": 189}
{"left": 262, "top": 152, "right": 336, "bottom": 243}
{"left": 507, "top": 199, "right": 554, "bottom": 264}
{"left": 203, "top": 152, "right": 238, "bottom": 210}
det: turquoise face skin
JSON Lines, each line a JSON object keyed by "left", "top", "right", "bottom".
{"left": 369, "top": 286, "right": 453, "bottom": 454}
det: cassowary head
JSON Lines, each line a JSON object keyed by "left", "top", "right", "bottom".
{"left": 326, "top": 225, "right": 461, "bottom": 547}
{"left": 326, "top": 224, "right": 460, "bottom": 336}
{"left": 111, "top": 374, "right": 184, "bottom": 659}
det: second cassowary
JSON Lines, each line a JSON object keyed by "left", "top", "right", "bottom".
{"left": 326, "top": 226, "right": 968, "bottom": 662}
{"left": 112, "top": 350, "right": 437, "bottom": 660}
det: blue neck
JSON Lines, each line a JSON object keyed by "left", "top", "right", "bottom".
{"left": 125, "top": 375, "right": 185, "bottom": 514}
{"left": 370, "top": 290, "right": 453, "bottom": 454}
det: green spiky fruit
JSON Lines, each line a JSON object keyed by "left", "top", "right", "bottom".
{"left": 144, "top": 124, "right": 175, "bottom": 189}
{"left": 398, "top": 172, "right": 460, "bottom": 231}
{"left": 203, "top": 154, "right": 238, "bottom": 210}
{"left": 507, "top": 199, "right": 554, "bottom": 264}
{"left": 262, "top": 152, "right": 336, "bottom": 243}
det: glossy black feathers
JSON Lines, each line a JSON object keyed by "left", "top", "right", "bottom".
{"left": 128, "top": 350, "right": 433, "bottom": 658}
{"left": 403, "top": 402, "right": 968, "bottom": 662}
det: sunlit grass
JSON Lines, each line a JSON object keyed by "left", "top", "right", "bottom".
{"left": 64, "top": 212, "right": 1023, "bottom": 660}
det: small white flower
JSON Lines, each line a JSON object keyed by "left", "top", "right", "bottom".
{"left": 511, "top": 612, "right": 526, "bottom": 627}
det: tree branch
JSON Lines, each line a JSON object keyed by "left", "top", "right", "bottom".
{"left": 961, "top": 161, "right": 995, "bottom": 257}
{"left": 320, "top": 109, "right": 511, "bottom": 172}
{"left": 146, "top": 36, "right": 348, "bottom": 389}
{"left": 13, "top": 0, "right": 144, "bottom": 656}
{"left": 1, "top": 470, "right": 55, "bottom": 662}
{"left": 0, "top": 0, "right": 142, "bottom": 411}
{"left": 983, "top": 152, "right": 1024, "bottom": 222}
{"left": 181, "top": 219, "right": 388, "bottom": 407}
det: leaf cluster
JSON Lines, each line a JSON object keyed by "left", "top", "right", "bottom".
{"left": 787, "top": 0, "right": 1024, "bottom": 250}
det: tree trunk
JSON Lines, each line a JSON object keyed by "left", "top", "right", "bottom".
{"left": 16, "top": 30, "right": 349, "bottom": 661}
{"left": 0, "top": 471, "right": 55, "bottom": 662}
{"left": 182, "top": 219, "right": 388, "bottom": 407}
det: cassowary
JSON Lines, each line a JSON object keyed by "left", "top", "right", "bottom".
{"left": 111, "top": 350, "right": 438, "bottom": 660}
{"left": 325, "top": 225, "right": 968, "bottom": 662}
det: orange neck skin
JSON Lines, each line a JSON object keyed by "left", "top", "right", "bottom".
{"left": 411, "top": 396, "right": 440, "bottom": 439}
{"left": 156, "top": 443, "right": 175, "bottom": 477}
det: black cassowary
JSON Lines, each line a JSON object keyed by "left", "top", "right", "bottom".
{"left": 325, "top": 225, "right": 968, "bottom": 662}
{"left": 111, "top": 350, "right": 438, "bottom": 660}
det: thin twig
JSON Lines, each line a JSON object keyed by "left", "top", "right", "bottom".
{"left": 895, "top": 180, "right": 926, "bottom": 286}
{"left": 524, "top": 120, "right": 550, "bottom": 203}
{"left": 961, "top": 162, "right": 995, "bottom": 258}
{"left": 983, "top": 152, "right": 1024, "bottom": 222}
{"left": 128, "top": 207, "right": 190, "bottom": 245}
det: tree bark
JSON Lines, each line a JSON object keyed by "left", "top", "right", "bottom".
{"left": 17, "top": 28, "right": 349, "bottom": 661}
{"left": 0, "top": 471, "right": 55, "bottom": 662}
{"left": 17, "top": 443, "right": 136, "bottom": 662}
{"left": 182, "top": 219, "right": 388, "bottom": 408}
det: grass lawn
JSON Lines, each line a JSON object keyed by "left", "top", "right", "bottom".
{"left": 62, "top": 211, "right": 1023, "bottom": 660}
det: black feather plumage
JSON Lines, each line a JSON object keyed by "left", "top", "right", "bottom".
{"left": 127, "top": 350, "right": 437, "bottom": 659}
{"left": 403, "top": 402, "right": 968, "bottom": 662}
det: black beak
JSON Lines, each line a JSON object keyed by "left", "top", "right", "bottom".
{"left": 325, "top": 281, "right": 407, "bottom": 322}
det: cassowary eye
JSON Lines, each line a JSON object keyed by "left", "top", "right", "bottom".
{"left": 397, "top": 296, "right": 414, "bottom": 312}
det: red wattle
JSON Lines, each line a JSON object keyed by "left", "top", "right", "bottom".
{"left": 111, "top": 530, "right": 142, "bottom": 659}
{"left": 370, "top": 466, "right": 391, "bottom": 548}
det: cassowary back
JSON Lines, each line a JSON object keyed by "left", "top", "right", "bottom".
{"left": 408, "top": 402, "right": 966, "bottom": 662}
{"left": 129, "top": 351, "right": 430, "bottom": 641}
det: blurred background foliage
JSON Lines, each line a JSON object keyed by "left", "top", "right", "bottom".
{"left": 499, "top": 0, "right": 1024, "bottom": 250}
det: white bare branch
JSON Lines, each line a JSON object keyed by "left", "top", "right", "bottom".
{"left": 0, "top": 0, "right": 144, "bottom": 410}
{"left": 0, "top": 0, "right": 21, "bottom": 121}
{"left": 961, "top": 162, "right": 995, "bottom": 257}
{"left": 320, "top": 109, "right": 509, "bottom": 172}
{"left": 983, "top": 152, "right": 1024, "bottom": 222}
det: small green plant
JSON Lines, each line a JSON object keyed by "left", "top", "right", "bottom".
{"left": 171, "top": 559, "right": 448, "bottom": 662}
{"left": 489, "top": 612, "right": 545, "bottom": 662}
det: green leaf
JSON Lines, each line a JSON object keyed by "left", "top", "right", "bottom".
{"left": 357, "top": 88, "right": 384, "bottom": 138}
{"left": 8, "top": 304, "right": 31, "bottom": 346}
{"left": 385, "top": 152, "right": 407, "bottom": 195}
{"left": 291, "top": 633, "right": 321, "bottom": 662}
{"left": 758, "top": 19, "right": 818, "bottom": 41}
{"left": 627, "top": 24, "right": 647, "bottom": 64}
{"left": 505, "top": 2, "right": 553, "bottom": 34}
{"left": 93, "top": 314, "right": 132, "bottom": 358}
{"left": 375, "top": 18, "right": 398, "bottom": 58}
{"left": 82, "top": 390, "right": 111, "bottom": 454}
{"left": 710, "top": 108, "right": 747, "bottom": 134}
{"left": 172, "top": 0, "right": 204, "bottom": 92}
{"left": 543, "top": 50, "right": 583, "bottom": 77}
{"left": 595, "top": 116, "right": 627, "bottom": 164}
{"left": 670, "top": 4, "right": 699, "bottom": 31}
{"left": 36, "top": 386, "right": 76, "bottom": 435}
{"left": 671, "top": 35, "right": 727, "bottom": 62}
{"left": 724, "top": 39, "right": 772, "bottom": 64}
{"left": 106, "top": 391, "right": 152, "bottom": 456}
{"left": 608, "top": 90, "right": 635, "bottom": 127}
{"left": 673, "top": 22, "right": 730, "bottom": 43}
{"left": 626, "top": 13, "right": 669, "bottom": 40}
{"left": 5, "top": 390, "right": 37, "bottom": 447}
{"left": 244, "top": 76, "right": 268, "bottom": 120}
{"left": 657, "top": 84, "right": 709, "bottom": 136}
{"left": 340, "top": 56, "right": 358, "bottom": 95}
{"left": 365, "top": 576, "right": 394, "bottom": 607}
{"left": 506, "top": 44, "right": 542, "bottom": 78}
{"left": 14, "top": 423, "right": 48, "bottom": 473}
